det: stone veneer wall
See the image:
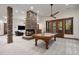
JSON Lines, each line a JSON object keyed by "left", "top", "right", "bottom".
{"left": 7, "top": 7, "right": 13, "bottom": 43}
{"left": 25, "top": 10, "right": 37, "bottom": 35}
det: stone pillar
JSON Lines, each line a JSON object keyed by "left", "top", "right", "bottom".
{"left": 7, "top": 7, "right": 13, "bottom": 43}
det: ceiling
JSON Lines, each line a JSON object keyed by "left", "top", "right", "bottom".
{"left": 0, "top": 4, "right": 79, "bottom": 20}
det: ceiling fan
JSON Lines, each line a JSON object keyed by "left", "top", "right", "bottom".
{"left": 50, "top": 4, "right": 59, "bottom": 18}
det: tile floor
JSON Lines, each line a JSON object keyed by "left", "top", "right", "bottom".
{"left": 0, "top": 35, "right": 79, "bottom": 55}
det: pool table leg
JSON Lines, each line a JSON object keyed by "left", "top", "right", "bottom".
{"left": 35, "top": 39, "right": 38, "bottom": 46}
{"left": 45, "top": 40, "right": 49, "bottom": 49}
{"left": 54, "top": 36, "right": 56, "bottom": 41}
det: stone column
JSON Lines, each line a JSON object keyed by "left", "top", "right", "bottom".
{"left": 26, "top": 10, "right": 37, "bottom": 29}
{"left": 7, "top": 7, "right": 13, "bottom": 43}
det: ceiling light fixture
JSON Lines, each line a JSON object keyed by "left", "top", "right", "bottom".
{"left": 30, "top": 6, "right": 34, "bottom": 10}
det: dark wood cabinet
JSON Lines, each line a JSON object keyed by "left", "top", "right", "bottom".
{"left": 46, "top": 17, "right": 73, "bottom": 34}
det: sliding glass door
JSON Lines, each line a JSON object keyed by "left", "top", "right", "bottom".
{"left": 46, "top": 17, "right": 73, "bottom": 34}
{"left": 52, "top": 21, "right": 56, "bottom": 33}
{"left": 65, "top": 18, "right": 73, "bottom": 34}
{"left": 57, "top": 20, "right": 64, "bottom": 33}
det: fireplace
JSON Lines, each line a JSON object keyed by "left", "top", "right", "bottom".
{"left": 22, "top": 10, "right": 37, "bottom": 39}
{"left": 25, "top": 29, "right": 35, "bottom": 36}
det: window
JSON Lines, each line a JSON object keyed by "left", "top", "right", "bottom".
{"left": 52, "top": 21, "right": 56, "bottom": 33}
{"left": 65, "top": 17, "right": 73, "bottom": 34}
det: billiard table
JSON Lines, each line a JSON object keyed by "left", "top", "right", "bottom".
{"left": 32, "top": 33, "right": 57, "bottom": 49}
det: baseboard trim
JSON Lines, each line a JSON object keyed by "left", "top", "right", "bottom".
{"left": 64, "top": 37, "right": 79, "bottom": 41}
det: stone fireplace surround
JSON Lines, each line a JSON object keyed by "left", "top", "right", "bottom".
{"left": 23, "top": 10, "right": 38, "bottom": 39}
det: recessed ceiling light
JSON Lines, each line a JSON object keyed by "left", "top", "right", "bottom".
{"left": 30, "top": 6, "right": 34, "bottom": 10}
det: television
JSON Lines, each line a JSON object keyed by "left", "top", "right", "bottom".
{"left": 18, "top": 26, "right": 25, "bottom": 30}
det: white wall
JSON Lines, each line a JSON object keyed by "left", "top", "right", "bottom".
{"left": 74, "top": 7, "right": 79, "bottom": 39}
{"left": 38, "top": 7, "right": 79, "bottom": 39}
{"left": 0, "top": 20, "right": 4, "bottom": 35}
{"left": 13, "top": 18, "right": 25, "bottom": 34}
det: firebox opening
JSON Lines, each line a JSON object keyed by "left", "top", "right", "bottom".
{"left": 25, "top": 29, "right": 35, "bottom": 36}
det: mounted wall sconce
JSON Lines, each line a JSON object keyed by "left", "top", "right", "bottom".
{"left": 3, "top": 16, "right": 7, "bottom": 19}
